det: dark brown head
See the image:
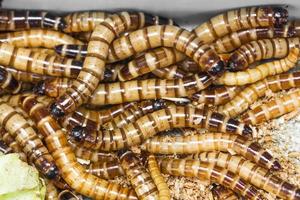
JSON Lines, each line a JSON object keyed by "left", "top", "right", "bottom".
{"left": 227, "top": 53, "right": 247, "bottom": 71}
{"left": 71, "top": 126, "right": 88, "bottom": 142}
{"left": 242, "top": 124, "right": 254, "bottom": 138}
{"left": 0, "top": 68, "right": 7, "bottom": 83}
{"left": 43, "top": 162, "right": 59, "bottom": 179}
{"left": 54, "top": 44, "right": 64, "bottom": 55}
{"left": 272, "top": 160, "right": 282, "bottom": 171}
{"left": 33, "top": 81, "right": 46, "bottom": 95}
{"left": 272, "top": 7, "right": 288, "bottom": 26}
{"left": 207, "top": 60, "right": 225, "bottom": 77}
{"left": 50, "top": 103, "right": 65, "bottom": 118}
{"left": 152, "top": 99, "right": 167, "bottom": 110}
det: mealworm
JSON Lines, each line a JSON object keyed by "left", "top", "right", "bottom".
{"left": 191, "top": 85, "right": 242, "bottom": 106}
{"left": 218, "top": 72, "right": 300, "bottom": 118}
{"left": 211, "top": 185, "right": 239, "bottom": 200}
{"left": 52, "top": 22, "right": 224, "bottom": 117}
{"left": 0, "top": 100, "right": 59, "bottom": 179}
{"left": 0, "top": 43, "right": 82, "bottom": 78}
{"left": 152, "top": 64, "right": 190, "bottom": 79}
{"left": 241, "top": 89, "right": 300, "bottom": 125}
{"left": 45, "top": 180, "right": 59, "bottom": 200}
{"left": 148, "top": 154, "right": 171, "bottom": 200}
{"left": 21, "top": 95, "right": 138, "bottom": 200}
{"left": 212, "top": 21, "right": 300, "bottom": 53}
{"left": 63, "top": 11, "right": 175, "bottom": 33}
{"left": 141, "top": 132, "right": 281, "bottom": 170}
{"left": 0, "top": 139, "right": 12, "bottom": 154}
{"left": 35, "top": 77, "right": 71, "bottom": 98}
{"left": 85, "top": 159, "right": 124, "bottom": 180}
{"left": 119, "top": 150, "right": 159, "bottom": 200}
{"left": 193, "top": 6, "right": 288, "bottom": 44}
{"left": 69, "top": 105, "right": 254, "bottom": 151}
{"left": 227, "top": 37, "right": 300, "bottom": 71}
{"left": 0, "top": 10, "right": 66, "bottom": 31}
{"left": 217, "top": 48, "right": 299, "bottom": 85}
{"left": 158, "top": 157, "right": 263, "bottom": 200}
{"left": 5, "top": 66, "right": 52, "bottom": 83}
{"left": 118, "top": 47, "right": 185, "bottom": 81}
{"left": 0, "top": 29, "right": 83, "bottom": 49}
{"left": 194, "top": 152, "right": 300, "bottom": 200}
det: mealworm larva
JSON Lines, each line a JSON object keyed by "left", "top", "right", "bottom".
{"left": 64, "top": 11, "right": 176, "bottom": 33}
{"left": 193, "top": 6, "right": 288, "bottom": 44}
{"left": 151, "top": 64, "right": 190, "bottom": 79}
{"left": 0, "top": 139, "right": 12, "bottom": 154}
{"left": 118, "top": 47, "right": 185, "bottom": 81}
{"left": 0, "top": 10, "right": 66, "bottom": 31}
{"left": 0, "top": 29, "right": 83, "bottom": 49}
{"left": 0, "top": 101, "right": 59, "bottom": 179}
{"left": 194, "top": 152, "right": 300, "bottom": 200}
{"left": 241, "top": 89, "right": 300, "bottom": 125}
{"left": 52, "top": 22, "right": 225, "bottom": 118}
{"left": 158, "top": 157, "right": 263, "bottom": 200}
{"left": 217, "top": 48, "right": 299, "bottom": 85}
{"left": 191, "top": 85, "right": 242, "bottom": 106}
{"left": 218, "top": 72, "right": 300, "bottom": 118}
{"left": 148, "top": 154, "right": 171, "bottom": 200}
{"left": 70, "top": 105, "right": 254, "bottom": 151}
{"left": 227, "top": 37, "right": 300, "bottom": 71}
{"left": 119, "top": 150, "right": 159, "bottom": 200}
{"left": 85, "top": 159, "right": 124, "bottom": 180}
{"left": 211, "top": 185, "right": 239, "bottom": 200}
{"left": 0, "top": 43, "right": 82, "bottom": 78}
{"left": 141, "top": 132, "right": 281, "bottom": 170}
{"left": 45, "top": 180, "right": 59, "bottom": 200}
{"left": 5, "top": 66, "right": 52, "bottom": 83}
{"left": 212, "top": 21, "right": 300, "bottom": 53}
{"left": 21, "top": 95, "right": 138, "bottom": 200}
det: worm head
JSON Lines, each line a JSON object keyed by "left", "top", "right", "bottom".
{"left": 71, "top": 126, "right": 88, "bottom": 142}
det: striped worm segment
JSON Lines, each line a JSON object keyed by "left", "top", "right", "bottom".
{"left": 241, "top": 89, "right": 300, "bottom": 125}
{"left": 35, "top": 77, "right": 71, "bottom": 98}
{"left": 5, "top": 67, "right": 51, "bottom": 83}
{"left": 218, "top": 72, "right": 300, "bottom": 118}
{"left": 28, "top": 47, "right": 57, "bottom": 55}
{"left": 141, "top": 132, "right": 280, "bottom": 170}
{"left": 21, "top": 95, "right": 138, "bottom": 200}
{"left": 0, "top": 101, "right": 59, "bottom": 179}
{"left": 0, "top": 42, "right": 82, "bottom": 78}
{"left": 158, "top": 157, "right": 263, "bottom": 200}
{"left": 0, "top": 67, "right": 22, "bottom": 94}
{"left": 85, "top": 160, "right": 124, "bottom": 180}
{"left": 193, "top": 6, "right": 288, "bottom": 44}
{"left": 191, "top": 85, "right": 242, "bottom": 106}
{"left": 217, "top": 48, "right": 299, "bottom": 85}
{"left": 194, "top": 152, "right": 300, "bottom": 200}
{"left": 119, "top": 150, "right": 159, "bottom": 200}
{"left": 212, "top": 21, "right": 300, "bottom": 53}
{"left": 64, "top": 11, "right": 175, "bottom": 32}
{"left": 152, "top": 64, "right": 190, "bottom": 79}
{"left": 70, "top": 105, "right": 253, "bottom": 151}
{"left": 118, "top": 47, "right": 185, "bottom": 81}
{"left": 228, "top": 37, "right": 300, "bottom": 71}
{"left": 0, "top": 10, "right": 66, "bottom": 31}
{"left": 148, "top": 154, "right": 171, "bottom": 200}
{"left": 211, "top": 185, "right": 239, "bottom": 200}
{"left": 88, "top": 73, "right": 212, "bottom": 106}
{"left": 0, "top": 29, "right": 83, "bottom": 49}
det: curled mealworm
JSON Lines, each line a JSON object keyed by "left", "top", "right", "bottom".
{"left": 227, "top": 37, "right": 300, "bottom": 71}
{"left": 119, "top": 150, "right": 159, "bottom": 200}
{"left": 193, "top": 6, "right": 288, "bottom": 44}
{"left": 141, "top": 132, "right": 280, "bottom": 170}
{"left": 0, "top": 9, "right": 66, "bottom": 31}
{"left": 212, "top": 21, "right": 300, "bottom": 53}
{"left": 191, "top": 85, "right": 242, "bottom": 106}
{"left": 216, "top": 48, "right": 299, "bottom": 86}
{"left": 218, "top": 72, "right": 300, "bottom": 118}
{"left": 193, "top": 152, "right": 300, "bottom": 200}
{"left": 0, "top": 29, "right": 83, "bottom": 49}
{"left": 241, "top": 89, "right": 300, "bottom": 125}
{"left": 211, "top": 185, "right": 239, "bottom": 200}
{"left": 157, "top": 157, "right": 263, "bottom": 200}
{"left": 69, "top": 105, "right": 254, "bottom": 152}
{"left": 21, "top": 95, "right": 138, "bottom": 200}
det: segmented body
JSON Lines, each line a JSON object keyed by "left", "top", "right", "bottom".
{"left": 158, "top": 157, "right": 263, "bottom": 200}
{"left": 148, "top": 154, "right": 171, "bottom": 200}
{"left": 212, "top": 21, "right": 300, "bottom": 53}
{"left": 193, "top": 152, "right": 300, "bottom": 200}
{"left": 85, "top": 160, "right": 124, "bottom": 180}
{"left": 5, "top": 67, "right": 52, "bottom": 83}
{"left": 191, "top": 85, "right": 242, "bottom": 106}
{"left": 0, "top": 29, "right": 83, "bottom": 49}
{"left": 152, "top": 64, "right": 190, "bottom": 79}
{"left": 218, "top": 72, "right": 300, "bottom": 118}
{"left": 217, "top": 48, "right": 299, "bottom": 85}
{"left": 193, "top": 6, "right": 288, "bottom": 44}
{"left": 21, "top": 95, "right": 138, "bottom": 200}
{"left": 241, "top": 89, "right": 300, "bottom": 125}
{"left": 141, "top": 132, "right": 280, "bottom": 170}
{"left": 211, "top": 185, "right": 239, "bottom": 200}
{"left": 0, "top": 10, "right": 66, "bottom": 31}
{"left": 228, "top": 37, "right": 300, "bottom": 71}
{"left": 119, "top": 150, "right": 159, "bottom": 200}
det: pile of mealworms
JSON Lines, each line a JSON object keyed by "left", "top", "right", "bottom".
{"left": 0, "top": 5, "right": 299, "bottom": 200}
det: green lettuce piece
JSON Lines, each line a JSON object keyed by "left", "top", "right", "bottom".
{"left": 0, "top": 154, "right": 45, "bottom": 200}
